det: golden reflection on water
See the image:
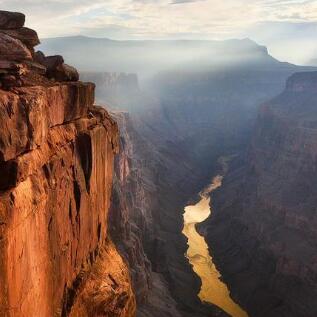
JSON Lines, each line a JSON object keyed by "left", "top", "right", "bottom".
{"left": 182, "top": 176, "right": 248, "bottom": 317}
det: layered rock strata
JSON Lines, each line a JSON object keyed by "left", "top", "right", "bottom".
{"left": 0, "top": 10, "right": 135, "bottom": 317}
{"left": 0, "top": 10, "right": 78, "bottom": 90}
{"left": 109, "top": 111, "right": 152, "bottom": 304}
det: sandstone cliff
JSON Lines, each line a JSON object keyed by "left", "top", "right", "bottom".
{"left": 201, "top": 71, "right": 317, "bottom": 317}
{"left": 0, "top": 10, "right": 135, "bottom": 317}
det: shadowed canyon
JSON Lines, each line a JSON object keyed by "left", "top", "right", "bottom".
{"left": 0, "top": 8, "right": 317, "bottom": 317}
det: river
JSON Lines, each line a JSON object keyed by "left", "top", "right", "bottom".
{"left": 182, "top": 174, "right": 248, "bottom": 317}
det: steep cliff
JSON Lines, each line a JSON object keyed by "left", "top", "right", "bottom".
{"left": 109, "top": 111, "right": 153, "bottom": 303}
{"left": 201, "top": 71, "right": 317, "bottom": 317}
{"left": 0, "top": 10, "right": 135, "bottom": 317}
{"left": 109, "top": 111, "right": 194, "bottom": 317}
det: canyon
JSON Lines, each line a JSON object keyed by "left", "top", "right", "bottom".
{"left": 182, "top": 173, "right": 248, "bottom": 317}
{"left": 1, "top": 8, "right": 317, "bottom": 317}
{"left": 201, "top": 71, "right": 317, "bottom": 317}
{"left": 78, "top": 56, "right": 315, "bottom": 316}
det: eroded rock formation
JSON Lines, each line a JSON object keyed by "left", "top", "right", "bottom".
{"left": 0, "top": 10, "right": 135, "bottom": 317}
{"left": 109, "top": 111, "right": 152, "bottom": 304}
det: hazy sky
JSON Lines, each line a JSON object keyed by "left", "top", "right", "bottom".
{"left": 1, "top": 0, "right": 316, "bottom": 64}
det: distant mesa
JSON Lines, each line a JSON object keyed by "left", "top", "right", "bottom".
{"left": 38, "top": 35, "right": 279, "bottom": 76}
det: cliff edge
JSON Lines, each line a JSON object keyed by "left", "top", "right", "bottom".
{"left": 0, "top": 10, "right": 135, "bottom": 317}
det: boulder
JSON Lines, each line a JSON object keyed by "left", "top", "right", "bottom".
{"left": 34, "top": 52, "right": 79, "bottom": 81}
{"left": 53, "top": 63, "right": 79, "bottom": 82}
{"left": 0, "top": 33, "right": 32, "bottom": 61}
{"left": 0, "top": 27, "right": 40, "bottom": 48}
{"left": 39, "top": 54, "right": 64, "bottom": 72}
{"left": 33, "top": 50, "right": 46, "bottom": 64}
{"left": 24, "top": 60, "right": 47, "bottom": 75}
{"left": 0, "top": 10, "right": 25, "bottom": 29}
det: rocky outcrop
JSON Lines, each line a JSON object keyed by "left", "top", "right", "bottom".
{"left": 0, "top": 11, "right": 78, "bottom": 90}
{"left": 0, "top": 10, "right": 135, "bottom": 317}
{"left": 201, "top": 71, "right": 317, "bottom": 317}
{"left": 68, "top": 239, "right": 136, "bottom": 317}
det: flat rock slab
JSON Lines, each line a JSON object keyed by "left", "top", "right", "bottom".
{"left": 0, "top": 10, "right": 25, "bottom": 29}
{"left": 0, "top": 33, "right": 32, "bottom": 61}
{"left": 0, "top": 27, "right": 40, "bottom": 48}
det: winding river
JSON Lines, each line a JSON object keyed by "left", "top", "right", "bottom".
{"left": 182, "top": 175, "right": 248, "bottom": 317}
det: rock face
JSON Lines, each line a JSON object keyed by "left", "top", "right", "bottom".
{"left": 201, "top": 71, "right": 317, "bottom": 317}
{"left": 108, "top": 111, "right": 196, "bottom": 317}
{"left": 0, "top": 10, "right": 136, "bottom": 317}
{"left": 109, "top": 111, "right": 152, "bottom": 304}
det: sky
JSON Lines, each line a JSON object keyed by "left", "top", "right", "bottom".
{"left": 1, "top": 0, "right": 316, "bottom": 65}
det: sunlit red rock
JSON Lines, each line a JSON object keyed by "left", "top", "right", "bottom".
{"left": 0, "top": 10, "right": 136, "bottom": 317}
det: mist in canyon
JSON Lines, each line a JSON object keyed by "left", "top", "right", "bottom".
{"left": 36, "top": 31, "right": 317, "bottom": 317}
{"left": 0, "top": 4, "right": 317, "bottom": 317}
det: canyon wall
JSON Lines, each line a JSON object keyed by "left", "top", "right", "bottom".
{"left": 0, "top": 11, "right": 135, "bottom": 317}
{"left": 109, "top": 111, "right": 229, "bottom": 317}
{"left": 109, "top": 111, "right": 194, "bottom": 317}
{"left": 201, "top": 71, "right": 317, "bottom": 317}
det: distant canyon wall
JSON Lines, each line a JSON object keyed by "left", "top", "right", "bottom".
{"left": 201, "top": 71, "right": 317, "bottom": 317}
